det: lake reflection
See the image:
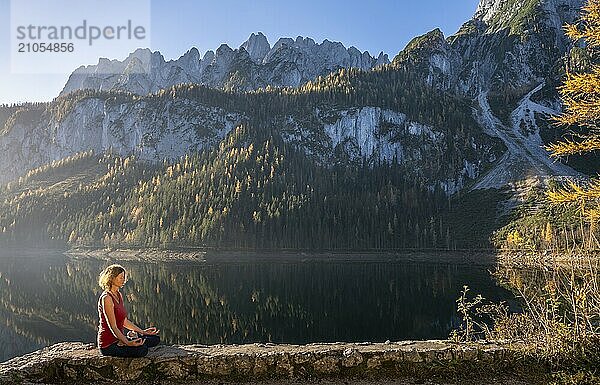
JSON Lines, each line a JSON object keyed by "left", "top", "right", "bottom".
{"left": 0, "top": 251, "right": 516, "bottom": 362}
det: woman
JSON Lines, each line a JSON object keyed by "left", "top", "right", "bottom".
{"left": 97, "top": 264, "right": 160, "bottom": 357}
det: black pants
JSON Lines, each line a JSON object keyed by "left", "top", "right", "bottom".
{"left": 99, "top": 334, "right": 160, "bottom": 358}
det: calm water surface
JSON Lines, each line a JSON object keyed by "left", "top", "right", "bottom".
{"left": 0, "top": 250, "right": 517, "bottom": 362}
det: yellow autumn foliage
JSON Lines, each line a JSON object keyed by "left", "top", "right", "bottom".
{"left": 547, "top": 0, "right": 600, "bottom": 235}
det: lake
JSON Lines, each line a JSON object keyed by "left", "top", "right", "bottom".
{"left": 0, "top": 250, "right": 517, "bottom": 362}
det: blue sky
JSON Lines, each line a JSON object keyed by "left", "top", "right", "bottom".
{"left": 0, "top": 0, "right": 479, "bottom": 104}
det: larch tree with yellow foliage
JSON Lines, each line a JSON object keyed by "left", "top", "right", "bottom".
{"left": 546, "top": 0, "right": 600, "bottom": 247}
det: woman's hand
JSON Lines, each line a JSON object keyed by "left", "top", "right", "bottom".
{"left": 126, "top": 330, "right": 138, "bottom": 340}
{"left": 126, "top": 338, "right": 144, "bottom": 347}
{"left": 143, "top": 327, "right": 160, "bottom": 335}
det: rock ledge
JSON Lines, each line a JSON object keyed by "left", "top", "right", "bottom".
{"left": 0, "top": 340, "right": 538, "bottom": 384}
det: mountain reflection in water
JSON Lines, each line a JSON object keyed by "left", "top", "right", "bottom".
{"left": 0, "top": 251, "right": 516, "bottom": 362}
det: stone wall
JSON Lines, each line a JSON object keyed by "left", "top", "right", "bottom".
{"left": 0, "top": 340, "right": 542, "bottom": 384}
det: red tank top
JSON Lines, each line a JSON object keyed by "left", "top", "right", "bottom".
{"left": 97, "top": 291, "right": 127, "bottom": 348}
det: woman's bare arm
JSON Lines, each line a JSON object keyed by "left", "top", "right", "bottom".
{"left": 124, "top": 318, "right": 160, "bottom": 335}
{"left": 123, "top": 318, "right": 144, "bottom": 334}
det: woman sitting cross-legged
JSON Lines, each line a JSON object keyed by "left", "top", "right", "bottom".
{"left": 97, "top": 264, "right": 160, "bottom": 357}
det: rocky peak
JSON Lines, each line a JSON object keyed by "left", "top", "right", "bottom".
{"left": 295, "top": 35, "right": 317, "bottom": 48}
{"left": 176, "top": 47, "right": 201, "bottom": 72}
{"left": 375, "top": 52, "right": 389, "bottom": 66}
{"left": 412, "top": 28, "right": 446, "bottom": 50}
{"left": 126, "top": 48, "right": 153, "bottom": 62}
{"left": 348, "top": 46, "right": 361, "bottom": 56}
{"left": 320, "top": 38, "right": 345, "bottom": 50}
{"left": 393, "top": 28, "right": 450, "bottom": 65}
{"left": 203, "top": 50, "right": 215, "bottom": 63}
{"left": 94, "top": 58, "right": 121, "bottom": 74}
{"left": 215, "top": 43, "right": 234, "bottom": 58}
{"left": 240, "top": 32, "right": 271, "bottom": 64}
{"left": 439, "top": 0, "right": 585, "bottom": 95}
{"left": 268, "top": 37, "right": 295, "bottom": 53}
{"left": 473, "top": 0, "right": 527, "bottom": 24}
{"left": 472, "top": 0, "right": 583, "bottom": 34}
{"left": 123, "top": 48, "right": 165, "bottom": 71}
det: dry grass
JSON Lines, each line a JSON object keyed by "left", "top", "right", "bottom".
{"left": 451, "top": 255, "right": 600, "bottom": 383}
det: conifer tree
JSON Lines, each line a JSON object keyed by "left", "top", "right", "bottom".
{"left": 547, "top": 0, "right": 600, "bottom": 240}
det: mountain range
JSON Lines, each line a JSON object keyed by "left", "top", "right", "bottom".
{"left": 60, "top": 32, "right": 389, "bottom": 95}
{"left": 0, "top": 0, "right": 591, "bottom": 249}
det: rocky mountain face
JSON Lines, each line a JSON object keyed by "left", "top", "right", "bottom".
{"left": 0, "top": 87, "right": 500, "bottom": 196}
{"left": 392, "top": 0, "right": 584, "bottom": 188}
{"left": 397, "top": 0, "right": 581, "bottom": 94}
{"left": 59, "top": 32, "right": 389, "bottom": 96}
{"left": 0, "top": 0, "right": 586, "bottom": 192}
{"left": 0, "top": 97, "right": 243, "bottom": 182}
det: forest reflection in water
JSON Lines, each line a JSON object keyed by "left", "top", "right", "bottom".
{"left": 0, "top": 250, "right": 517, "bottom": 362}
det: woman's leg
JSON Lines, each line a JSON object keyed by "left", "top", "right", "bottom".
{"left": 100, "top": 343, "right": 149, "bottom": 358}
{"left": 142, "top": 334, "right": 160, "bottom": 348}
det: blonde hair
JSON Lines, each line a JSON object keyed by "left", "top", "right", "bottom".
{"left": 98, "top": 264, "right": 126, "bottom": 291}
